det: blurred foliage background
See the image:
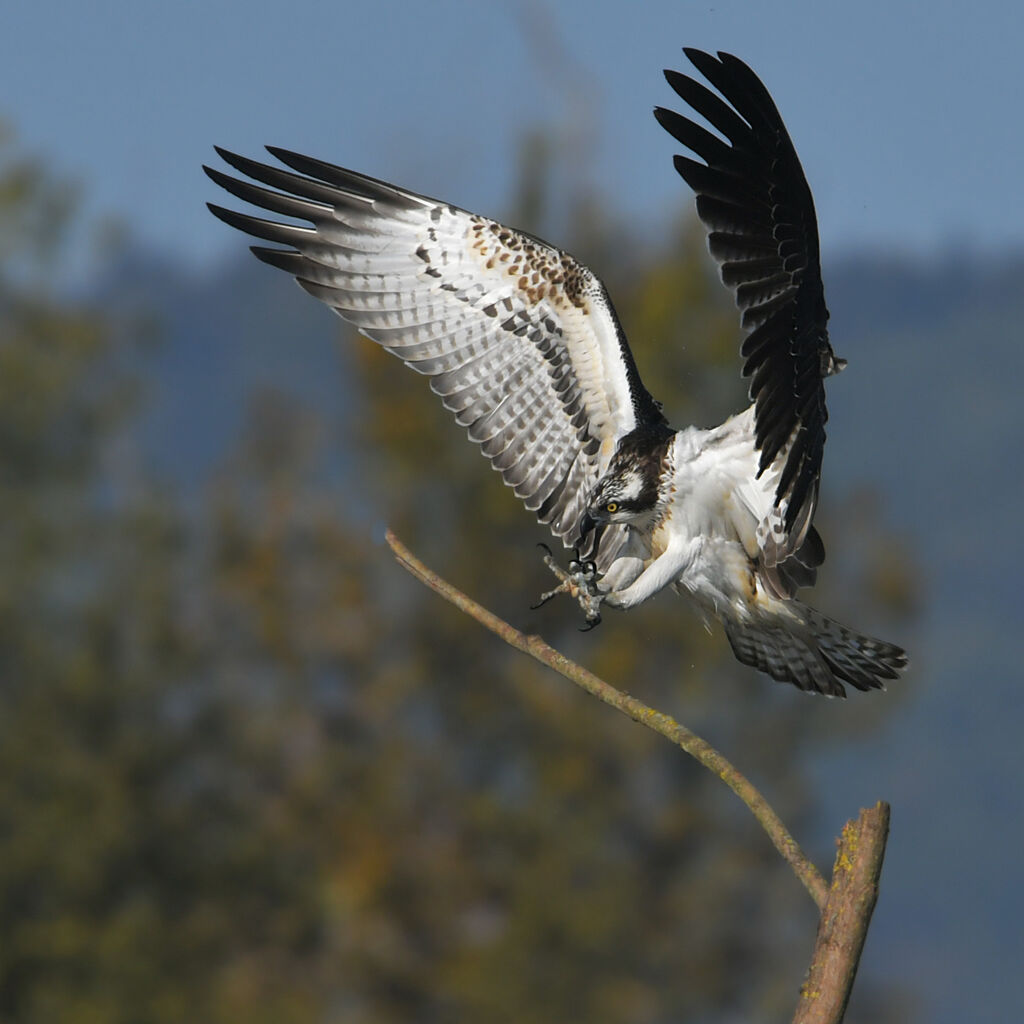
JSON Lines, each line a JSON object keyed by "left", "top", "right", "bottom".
{"left": 0, "top": 122, "right": 915, "bottom": 1024}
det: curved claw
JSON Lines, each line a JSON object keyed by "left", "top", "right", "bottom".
{"left": 536, "top": 542, "right": 553, "bottom": 557}
{"left": 530, "top": 592, "right": 556, "bottom": 611}
{"left": 578, "top": 613, "right": 602, "bottom": 632}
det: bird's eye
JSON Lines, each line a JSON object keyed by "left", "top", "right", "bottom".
{"left": 606, "top": 501, "right": 619, "bottom": 513}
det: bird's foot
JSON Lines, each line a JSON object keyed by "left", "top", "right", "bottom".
{"left": 531, "top": 544, "right": 604, "bottom": 629}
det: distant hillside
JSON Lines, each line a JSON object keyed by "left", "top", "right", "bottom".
{"left": 826, "top": 249, "right": 1023, "bottom": 592}
{"left": 93, "top": 244, "right": 345, "bottom": 484}
{"left": 93, "top": 243, "right": 1024, "bottom": 491}
{"left": 827, "top": 248, "right": 1024, "bottom": 336}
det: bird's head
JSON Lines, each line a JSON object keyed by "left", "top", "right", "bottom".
{"left": 578, "top": 425, "right": 674, "bottom": 539}
{"left": 580, "top": 466, "right": 659, "bottom": 537}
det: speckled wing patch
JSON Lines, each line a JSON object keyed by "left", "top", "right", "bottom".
{"left": 205, "top": 147, "right": 654, "bottom": 548}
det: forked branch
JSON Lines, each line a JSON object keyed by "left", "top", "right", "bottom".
{"left": 384, "top": 528, "right": 890, "bottom": 1023}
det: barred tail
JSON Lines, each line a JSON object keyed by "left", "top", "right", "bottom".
{"left": 723, "top": 604, "right": 907, "bottom": 697}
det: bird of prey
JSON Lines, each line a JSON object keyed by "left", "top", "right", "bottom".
{"left": 205, "top": 47, "right": 907, "bottom": 696}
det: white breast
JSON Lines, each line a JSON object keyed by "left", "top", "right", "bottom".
{"left": 666, "top": 409, "right": 763, "bottom": 544}
{"left": 656, "top": 408, "right": 773, "bottom": 612}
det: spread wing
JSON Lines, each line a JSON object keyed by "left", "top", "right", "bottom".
{"left": 205, "top": 147, "right": 665, "bottom": 549}
{"left": 655, "top": 48, "right": 842, "bottom": 538}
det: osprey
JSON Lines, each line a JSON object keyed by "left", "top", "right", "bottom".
{"left": 206, "top": 48, "right": 907, "bottom": 697}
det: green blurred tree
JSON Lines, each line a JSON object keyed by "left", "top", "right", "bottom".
{"left": 0, "top": 123, "right": 915, "bottom": 1024}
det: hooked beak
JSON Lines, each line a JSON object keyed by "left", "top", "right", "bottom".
{"left": 578, "top": 510, "right": 597, "bottom": 538}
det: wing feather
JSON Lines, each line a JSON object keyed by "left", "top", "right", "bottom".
{"left": 206, "top": 148, "right": 666, "bottom": 548}
{"left": 657, "top": 48, "right": 841, "bottom": 539}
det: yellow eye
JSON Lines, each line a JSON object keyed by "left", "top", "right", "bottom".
{"left": 606, "top": 501, "right": 619, "bottom": 513}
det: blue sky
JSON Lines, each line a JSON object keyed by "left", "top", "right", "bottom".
{"left": 4, "top": 0, "right": 1024, "bottom": 274}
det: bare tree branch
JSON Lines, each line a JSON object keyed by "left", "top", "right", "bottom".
{"left": 386, "top": 530, "right": 893, "bottom": 1021}
{"left": 385, "top": 527, "right": 829, "bottom": 909}
{"left": 792, "top": 802, "right": 890, "bottom": 1024}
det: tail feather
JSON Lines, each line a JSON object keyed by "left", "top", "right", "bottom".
{"left": 724, "top": 604, "right": 907, "bottom": 697}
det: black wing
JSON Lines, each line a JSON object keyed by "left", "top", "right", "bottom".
{"left": 655, "top": 48, "right": 843, "bottom": 534}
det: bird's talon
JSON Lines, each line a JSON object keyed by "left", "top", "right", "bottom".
{"left": 533, "top": 541, "right": 605, "bottom": 625}
{"left": 530, "top": 581, "right": 568, "bottom": 610}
